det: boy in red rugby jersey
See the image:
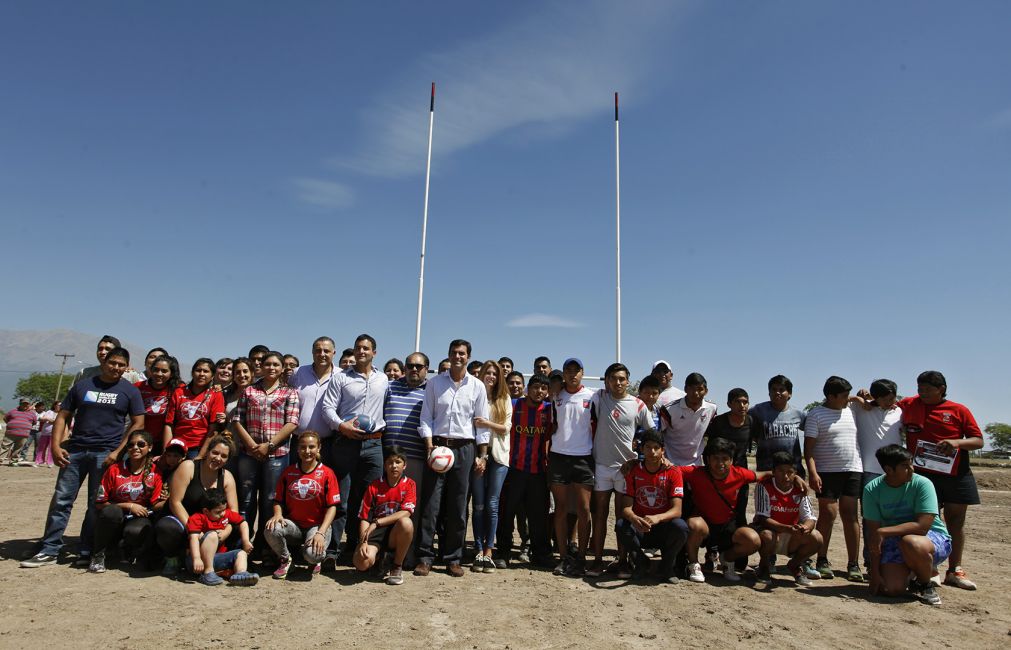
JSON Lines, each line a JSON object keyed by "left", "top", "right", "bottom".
{"left": 186, "top": 488, "right": 257, "bottom": 586}
{"left": 355, "top": 445, "right": 417, "bottom": 585}
{"left": 753, "top": 451, "right": 822, "bottom": 586}
{"left": 615, "top": 429, "right": 688, "bottom": 583}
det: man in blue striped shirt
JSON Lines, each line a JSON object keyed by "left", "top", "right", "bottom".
{"left": 383, "top": 351, "right": 429, "bottom": 568}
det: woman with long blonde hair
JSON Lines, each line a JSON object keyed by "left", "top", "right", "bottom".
{"left": 471, "top": 360, "right": 513, "bottom": 572}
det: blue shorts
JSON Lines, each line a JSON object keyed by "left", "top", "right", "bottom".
{"left": 187, "top": 548, "right": 241, "bottom": 573}
{"left": 880, "top": 530, "right": 951, "bottom": 568}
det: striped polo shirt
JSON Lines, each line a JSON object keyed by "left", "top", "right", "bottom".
{"left": 383, "top": 378, "right": 427, "bottom": 459}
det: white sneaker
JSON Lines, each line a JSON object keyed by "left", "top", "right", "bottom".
{"left": 944, "top": 567, "right": 977, "bottom": 590}
{"left": 687, "top": 562, "right": 705, "bottom": 583}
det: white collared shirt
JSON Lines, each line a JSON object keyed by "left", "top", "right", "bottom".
{"left": 418, "top": 372, "right": 490, "bottom": 445}
{"left": 661, "top": 397, "right": 717, "bottom": 466}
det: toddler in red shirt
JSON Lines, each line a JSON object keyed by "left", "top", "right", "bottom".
{"left": 186, "top": 488, "right": 258, "bottom": 586}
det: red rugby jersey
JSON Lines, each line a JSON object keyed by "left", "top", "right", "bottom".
{"left": 166, "top": 385, "right": 225, "bottom": 450}
{"left": 359, "top": 476, "right": 417, "bottom": 522}
{"left": 753, "top": 476, "right": 813, "bottom": 526}
{"left": 624, "top": 462, "right": 684, "bottom": 517}
{"left": 898, "top": 396, "right": 982, "bottom": 476}
{"left": 96, "top": 461, "right": 163, "bottom": 507}
{"left": 275, "top": 462, "right": 341, "bottom": 529}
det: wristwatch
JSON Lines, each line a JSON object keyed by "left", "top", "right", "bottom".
{"left": 267, "top": 442, "right": 277, "bottom": 453}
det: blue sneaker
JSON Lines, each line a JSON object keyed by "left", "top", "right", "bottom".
{"left": 198, "top": 572, "right": 224, "bottom": 586}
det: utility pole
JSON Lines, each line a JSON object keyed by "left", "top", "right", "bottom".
{"left": 53, "top": 353, "right": 75, "bottom": 402}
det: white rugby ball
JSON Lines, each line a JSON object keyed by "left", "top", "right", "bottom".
{"left": 428, "top": 446, "right": 455, "bottom": 473}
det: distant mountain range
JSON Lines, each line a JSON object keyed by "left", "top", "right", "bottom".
{"left": 0, "top": 329, "right": 145, "bottom": 408}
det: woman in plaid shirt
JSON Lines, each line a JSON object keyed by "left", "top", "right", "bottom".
{"left": 231, "top": 351, "right": 300, "bottom": 553}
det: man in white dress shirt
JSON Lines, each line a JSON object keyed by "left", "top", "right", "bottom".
{"left": 413, "top": 339, "right": 490, "bottom": 578}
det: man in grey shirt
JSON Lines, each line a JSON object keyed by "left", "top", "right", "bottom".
{"left": 588, "top": 362, "right": 652, "bottom": 577}
{"left": 73, "top": 335, "right": 122, "bottom": 387}
{"left": 749, "top": 374, "right": 807, "bottom": 475}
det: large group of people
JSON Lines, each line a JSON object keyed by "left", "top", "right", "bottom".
{"left": 12, "top": 333, "right": 984, "bottom": 606}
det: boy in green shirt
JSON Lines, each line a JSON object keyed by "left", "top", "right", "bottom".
{"left": 863, "top": 444, "right": 951, "bottom": 606}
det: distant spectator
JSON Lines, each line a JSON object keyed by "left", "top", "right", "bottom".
{"left": 3, "top": 397, "right": 38, "bottom": 465}
{"left": 35, "top": 401, "right": 60, "bottom": 467}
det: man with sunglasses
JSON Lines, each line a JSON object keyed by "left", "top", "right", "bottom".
{"left": 22, "top": 347, "right": 146, "bottom": 569}
{"left": 383, "top": 351, "right": 430, "bottom": 567}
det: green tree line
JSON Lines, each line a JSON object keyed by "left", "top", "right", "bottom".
{"left": 14, "top": 372, "right": 76, "bottom": 403}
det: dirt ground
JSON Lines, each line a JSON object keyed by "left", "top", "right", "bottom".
{"left": 1, "top": 465, "right": 1009, "bottom": 649}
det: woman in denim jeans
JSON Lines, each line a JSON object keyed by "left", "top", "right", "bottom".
{"left": 470, "top": 360, "right": 512, "bottom": 572}
{"left": 231, "top": 351, "right": 300, "bottom": 557}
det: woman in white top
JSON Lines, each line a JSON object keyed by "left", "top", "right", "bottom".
{"left": 470, "top": 360, "right": 512, "bottom": 572}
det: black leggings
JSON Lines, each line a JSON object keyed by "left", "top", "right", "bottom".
{"left": 94, "top": 506, "right": 154, "bottom": 556}
{"left": 154, "top": 515, "right": 187, "bottom": 558}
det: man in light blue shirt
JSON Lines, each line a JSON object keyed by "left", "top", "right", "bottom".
{"left": 321, "top": 333, "right": 389, "bottom": 563}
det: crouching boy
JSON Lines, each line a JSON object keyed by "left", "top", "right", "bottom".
{"left": 683, "top": 438, "right": 804, "bottom": 583}
{"left": 753, "top": 451, "right": 822, "bottom": 586}
{"left": 615, "top": 429, "right": 688, "bottom": 583}
{"left": 186, "top": 488, "right": 258, "bottom": 586}
{"left": 354, "top": 445, "right": 417, "bottom": 585}
{"left": 864, "top": 444, "right": 951, "bottom": 606}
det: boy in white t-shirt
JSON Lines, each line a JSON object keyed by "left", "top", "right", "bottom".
{"left": 849, "top": 379, "right": 903, "bottom": 570}
{"left": 804, "top": 375, "right": 862, "bottom": 582}
{"left": 659, "top": 373, "right": 717, "bottom": 467}
{"left": 548, "top": 358, "right": 595, "bottom": 577}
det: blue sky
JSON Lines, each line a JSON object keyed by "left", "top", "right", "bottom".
{"left": 2, "top": 1, "right": 1009, "bottom": 428}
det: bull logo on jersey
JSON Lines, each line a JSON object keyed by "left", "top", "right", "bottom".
{"left": 941, "top": 413, "right": 952, "bottom": 424}
{"left": 291, "top": 478, "right": 322, "bottom": 500}
{"left": 180, "top": 401, "right": 208, "bottom": 420}
{"left": 611, "top": 408, "right": 621, "bottom": 420}
{"left": 636, "top": 485, "right": 665, "bottom": 509}
{"left": 582, "top": 400, "right": 591, "bottom": 409}
{"left": 116, "top": 480, "right": 145, "bottom": 503}
{"left": 146, "top": 396, "right": 168, "bottom": 414}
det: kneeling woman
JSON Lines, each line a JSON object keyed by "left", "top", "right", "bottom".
{"left": 154, "top": 435, "right": 238, "bottom": 575}
{"left": 90, "top": 431, "right": 164, "bottom": 573}
{"left": 264, "top": 431, "right": 341, "bottom": 579}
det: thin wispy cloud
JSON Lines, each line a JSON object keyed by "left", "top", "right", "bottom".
{"left": 506, "top": 313, "right": 584, "bottom": 328}
{"left": 984, "top": 108, "right": 1011, "bottom": 129}
{"left": 291, "top": 178, "right": 355, "bottom": 209}
{"left": 333, "top": 0, "right": 688, "bottom": 178}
